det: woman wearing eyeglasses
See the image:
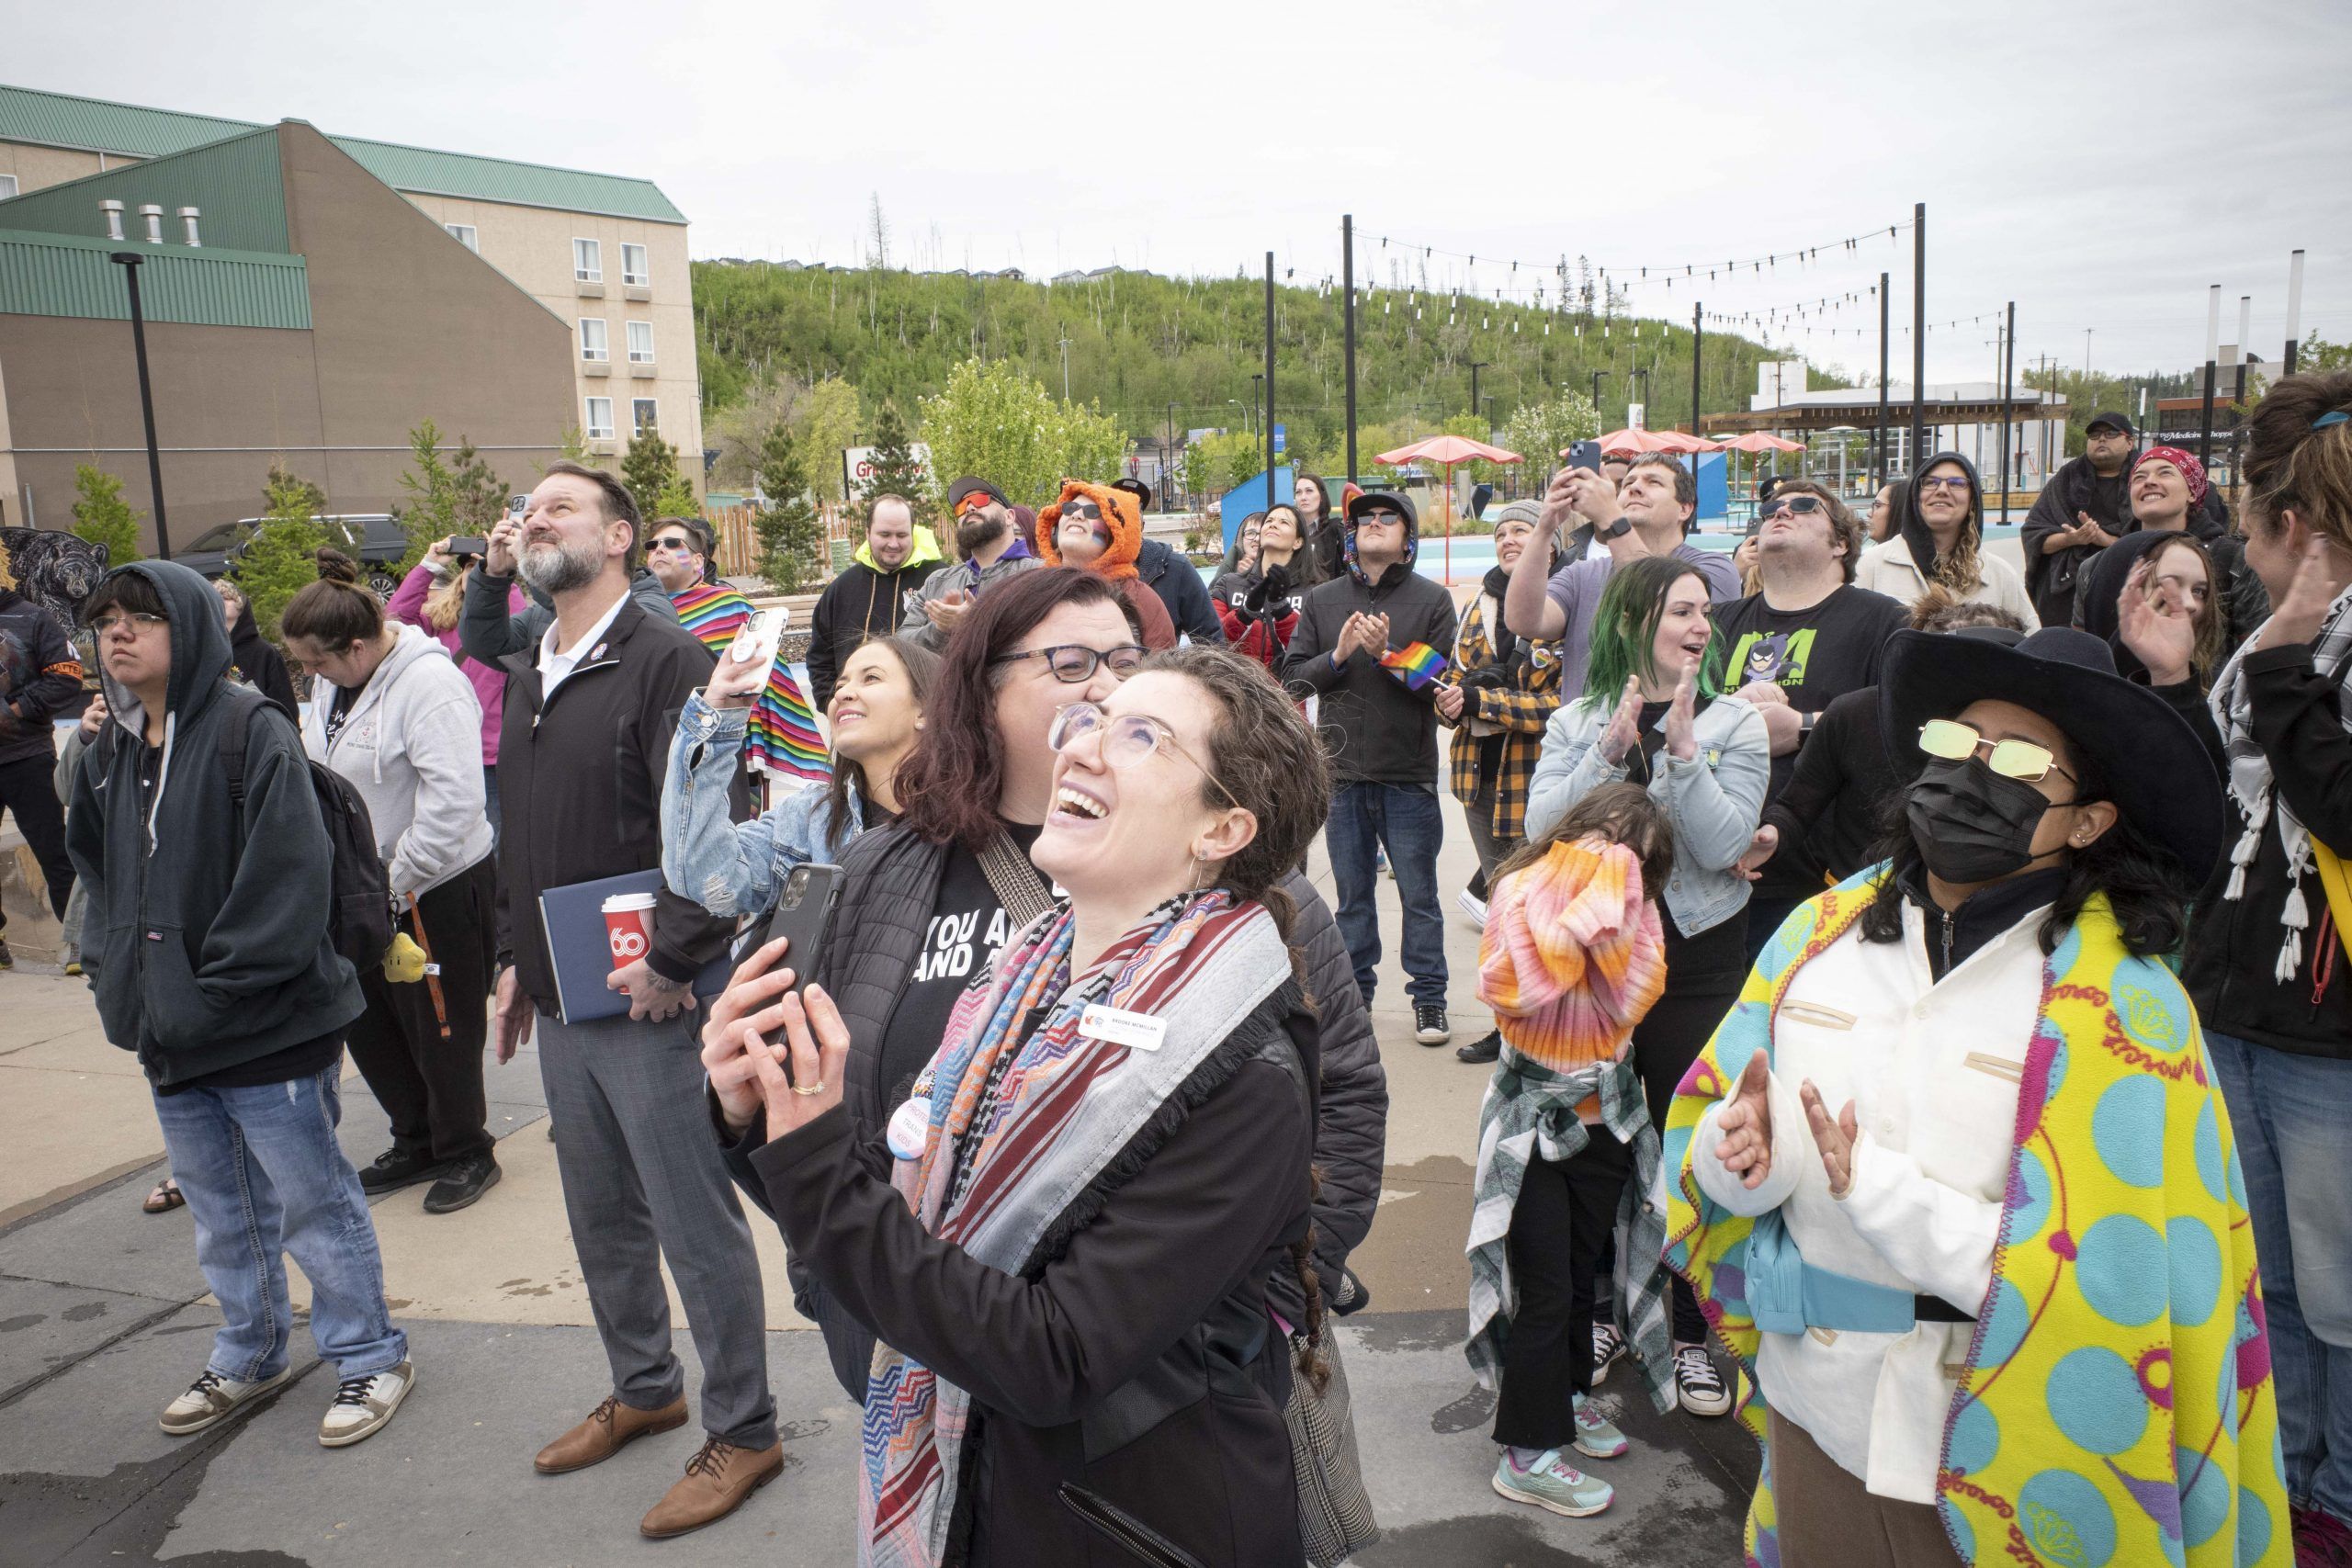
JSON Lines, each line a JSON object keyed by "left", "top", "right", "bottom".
{"left": 704, "top": 645, "right": 1331, "bottom": 1566}
{"left": 1854, "top": 454, "right": 2039, "bottom": 629}
{"left": 1663, "top": 626, "right": 2287, "bottom": 1568}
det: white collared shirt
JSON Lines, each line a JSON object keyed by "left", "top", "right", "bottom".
{"left": 536, "top": 590, "right": 628, "bottom": 698}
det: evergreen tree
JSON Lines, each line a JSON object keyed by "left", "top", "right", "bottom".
{"left": 855, "top": 400, "right": 935, "bottom": 536}
{"left": 238, "top": 461, "right": 330, "bottom": 640}
{"left": 752, "top": 423, "right": 822, "bottom": 593}
{"left": 70, "top": 464, "right": 143, "bottom": 564}
{"left": 621, "top": 428, "right": 685, "bottom": 520}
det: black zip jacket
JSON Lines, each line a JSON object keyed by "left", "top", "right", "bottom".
{"left": 225, "top": 615, "right": 299, "bottom": 724}
{"left": 1134, "top": 537, "right": 1224, "bottom": 646}
{"left": 2185, "top": 640, "right": 2352, "bottom": 1058}
{"left": 457, "top": 562, "right": 678, "bottom": 670}
{"left": 0, "top": 586, "right": 82, "bottom": 765}
{"left": 808, "top": 556, "right": 930, "bottom": 712}
{"left": 1283, "top": 555, "right": 1458, "bottom": 786}
{"left": 492, "top": 595, "right": 739, "bottom": 1010}
{"left": 64, "top": 561, "right": 363, "bottom": 1085}
{"left": 751, "top": 983, "right": 1316, "bottom": 1568}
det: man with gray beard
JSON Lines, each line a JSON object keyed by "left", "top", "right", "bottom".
{"left": 479, "top": 461, "right": 784, "bottom": 1539}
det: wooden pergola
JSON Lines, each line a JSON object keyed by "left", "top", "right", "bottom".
{"left": 1699, "top": 394, "right": 2058, "bottom": 435}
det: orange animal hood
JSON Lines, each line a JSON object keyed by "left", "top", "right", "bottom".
{"left": 1036, "top": 479, "right": 1143, "bottom": 581}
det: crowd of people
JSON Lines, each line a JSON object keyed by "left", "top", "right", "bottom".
{"left": 4, "top": 368, "right": 2348, "bottom": 1566}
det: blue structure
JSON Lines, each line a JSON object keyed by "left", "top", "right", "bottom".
{"left": 1219, "top": 467, "right": 1295, "bottom": 549}
{"left": 1692, "top": 452, "right": 1729, "bottom": 523}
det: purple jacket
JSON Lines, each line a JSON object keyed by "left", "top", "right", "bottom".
{"left": 387, "top": 562, "right": 524, "bottom": 766}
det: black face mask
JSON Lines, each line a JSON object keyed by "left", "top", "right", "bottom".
{"left": 1905, "top": 756, "right": 2060, "bottom": 884}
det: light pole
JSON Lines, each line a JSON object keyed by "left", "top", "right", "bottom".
{"left": 1589, "top": 370, "right": 1608, "bottom": 421}
{"left": 1342, "top": 214, "right": 1359, "bottom": 482}
{"left": 1467, "top": 359, "right": 1491, "bottom": 418}
{"left": 108, "top": 251, "right": 171, "bottom": 559}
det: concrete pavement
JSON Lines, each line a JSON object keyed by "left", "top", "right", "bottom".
{"left": 0, "top": 791, "right": 1756, "bottom": 1565}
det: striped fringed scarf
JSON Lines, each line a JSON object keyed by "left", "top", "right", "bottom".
{"left": 2210, "top": 583, "right": 2352, "bottom": 981}
{"left": 858, "top": 891, "right": 1295, "bottom": 1568}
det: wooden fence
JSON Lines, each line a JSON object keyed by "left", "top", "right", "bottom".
{"left": 707, "top": 502, "right": 864, "bottom": 583}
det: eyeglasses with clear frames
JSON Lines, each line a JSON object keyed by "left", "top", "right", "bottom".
{"left": 89, "top": 612, "right": 169, "bottom": 635}
{"left": 1048, "top": 701, "right": 1238, "bottom": 807}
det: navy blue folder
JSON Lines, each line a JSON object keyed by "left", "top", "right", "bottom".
{"left": 537, "top": 870, "right": 732, "bottom": 1025}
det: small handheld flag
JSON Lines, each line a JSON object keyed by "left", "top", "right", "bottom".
{"left": 1379, "top": 641, "right": 1449, "bottom": 692}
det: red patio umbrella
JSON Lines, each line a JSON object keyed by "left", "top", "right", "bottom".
{"left": 1374, "top": 434, "right": 1524, "bottom": 583}
{"left": 1594, "top": 427, "right": 1676, "bottom": 455}
{"left": 1647, "top": 429, "right": 1724, "bottom": 454}
{"left": 1719, "top": 432, "right": 1804, "bottom": 454}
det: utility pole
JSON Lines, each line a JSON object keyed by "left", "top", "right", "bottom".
{"left": 1909, "top": 203, "right": 1926, "bottom": 483}
{"left": 1876, "top": 272, "right": 1890, "bottom": 480}
{"left": 1997, "top": 301, "right": 2016, "bottom": 523}
{"left": 2285, "top": 249, "right": 2306, "bottom": 374}
{"left": 1057, "top": 333, "right": 1072, "bottom": 400}
{"left": 1589, "top": 370, "right": 1608, "bottom": 422}
{"left": 107, "top": 251, "right": 171, "bottom": 558}
{"left": 1467, "top": 360, "right": 1491, "bottom": 419}
{"left": 1165, "top": 401, "right": 1178, "bottom": 512}
{"left": 1342, "top": 214, "right": 1359, "bottom": 482}
{"left": 1263, "top": 251, "right": 1276, "bottom": 508}
{"left": 1690, "top": 302, "right": 1703, "bottom": 438}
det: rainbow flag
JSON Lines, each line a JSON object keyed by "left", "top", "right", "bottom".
{"left": 671, "top": 582, "right": 830, "bottom": 784}
{"left": 1379, "top": 640, "right": 1449, "bottom": 692}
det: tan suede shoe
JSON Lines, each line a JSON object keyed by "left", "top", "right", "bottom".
{"left": 639, "top": 1436, "right": 786, "bottom": 1539}
{"left": 533, "top": 1393, "right": 687, "bottom": 1475}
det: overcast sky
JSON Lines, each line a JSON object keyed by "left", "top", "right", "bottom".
{"left": 17, "top": 0, "right": 2348, "bottom": 383}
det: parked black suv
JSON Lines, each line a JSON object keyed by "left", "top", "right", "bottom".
{"left": 176, "top": 513, "right": 407, "bottom": 597}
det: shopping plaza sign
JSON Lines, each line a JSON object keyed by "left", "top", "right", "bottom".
{"left": 842, "top": 443, "right": 933, "bottom": 497}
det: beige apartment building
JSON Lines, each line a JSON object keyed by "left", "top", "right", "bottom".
{"left": 0, "top": 84, "right": 701, "bottom": 504}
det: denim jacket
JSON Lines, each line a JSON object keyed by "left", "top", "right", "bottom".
{"left": 1523, "top": 693, "right": 1770, "bottom": 938}
{"left": 662, "top": 691, "right": 863, "bottom": 920}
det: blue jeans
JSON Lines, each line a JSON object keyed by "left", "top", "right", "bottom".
{"left": 1325, "top": 781, "right": 1447, "bottom": 1008}
{"left": 151, "top": 1062, "right": 408, "bottom": 1382}
{"left": 2206, "top": 1030, "right": 2352, "bottom": 1524}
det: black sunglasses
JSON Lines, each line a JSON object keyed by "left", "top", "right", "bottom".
{"left": 1759, "top": 496, "right": 1826, "bottom": 519}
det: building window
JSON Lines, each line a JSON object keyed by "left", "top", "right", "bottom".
{"left": 0, "top": 175, "right": 17, "bottom": 199}
{"left": 626, "top": 321, "right": 655, "bottom": 364}
{"left": 633, "top": 399, "right": 660, "bottom": 437}
{"left": 573, "top": 238, "right": 602, "bottom": 283}
{"left": 579, "top": 319, "right": 609, "bottom": 363}
{"left": 622, "top": 243, "right": 649, "bottom": 287}
{"left": 584, "top": 397, "right": 615, "bottom": 440}
{"left": 446, "top": 223, "right": 478, "bottom": 252}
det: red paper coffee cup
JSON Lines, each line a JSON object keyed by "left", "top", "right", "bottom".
{"left": 602, "top": 892, "right": 657, "bottom": 970}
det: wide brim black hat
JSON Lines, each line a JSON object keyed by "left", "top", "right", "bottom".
{"left": 1878, "top": 627, "right": 2225, "bottom": 885}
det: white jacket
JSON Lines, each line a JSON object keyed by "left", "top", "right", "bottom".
{"left": 1690, "top": 892, "right": 2050, "bottom": 1503}
{"left": 1852, "top": 535, "right": 2039, "bottom": 628}
{"left": 301, "top": 622, "right": 491, "bottom": 898}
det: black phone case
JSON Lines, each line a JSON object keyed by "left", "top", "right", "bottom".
{"left": 758, "top": 864, "right": 843, "bottom": 1061}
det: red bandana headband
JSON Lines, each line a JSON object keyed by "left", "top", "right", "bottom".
{"left": 2134, "top": 444, "right": 2210, "bottom": 504}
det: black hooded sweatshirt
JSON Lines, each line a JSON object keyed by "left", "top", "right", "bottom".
{"left": 64, "top": 561, "right": 364, "bottom": 1089}
{"left": 1282, "top": 506, "right": 1458, "bottom": 786}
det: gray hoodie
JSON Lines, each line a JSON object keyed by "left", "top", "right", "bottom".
{"left": 300, "top": 621, "right": 492, "bottom": 899}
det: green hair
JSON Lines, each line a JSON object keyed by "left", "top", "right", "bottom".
{"left": 1580, "top": 555, "right": 1722, "bottom": 707}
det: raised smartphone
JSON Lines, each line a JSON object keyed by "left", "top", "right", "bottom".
{"left": 1566, "top": 439, "right": 1606, "bottom": 474}
{"left": 757, "top": 865, "right": 842, "bottom": 1066}
{"left": 728, "top": 606, "right": 789, "bottom": 669}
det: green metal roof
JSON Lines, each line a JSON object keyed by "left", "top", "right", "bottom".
{"left": 0, "top": 229, "right": 310, "bottom": 329}
{"left": 0, "top": 83, "right": 254, "bottom": 157}
{"left": 328, "top": 136, "right": 685, "bottom": 225}
{"left": 0, "top": 85, "right": 686, "bottom": 225}
{"left": 0, "top": 126, "right": 289, "bottom": 252}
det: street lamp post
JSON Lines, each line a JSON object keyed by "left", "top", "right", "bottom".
{"left": 1467, "top": 360, "right": 1491, "bottom": 419}
{"left": 108, "top": 251, "right": 172, "bottom": 559}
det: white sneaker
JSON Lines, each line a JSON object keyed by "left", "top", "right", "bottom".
{"left": 160, "top": 1365, "right": 294, "bottom": 1436}
{"left": 319, "top": 1359, "right": 415, "bottom": 1448}
{"left": 1455, "top": 888, "right": 1488, "bottom": 930}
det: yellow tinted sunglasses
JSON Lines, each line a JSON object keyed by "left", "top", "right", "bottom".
{"left": 1917, "top": 718, "right": 2075, "bottom": 784}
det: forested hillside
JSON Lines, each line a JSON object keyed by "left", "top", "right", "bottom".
{"left": 692, "top": 261, "right": 1798, "bottom": 476}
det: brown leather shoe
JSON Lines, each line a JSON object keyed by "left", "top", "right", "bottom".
{"left": 533, "top": 1393, "right": 687, "bottom": 1475}
{"left": 639, "top": 1436, "right": 786, "bottom": 1539}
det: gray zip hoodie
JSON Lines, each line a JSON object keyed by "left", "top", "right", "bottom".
{"left": 301, "top": 621, "right": 492, "bottom": 898}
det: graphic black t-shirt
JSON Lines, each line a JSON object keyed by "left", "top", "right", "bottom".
{"left": 1706, "top": 584, "right": 1908, "bottom": 897}
{"left": 875, "top": 822, "right": 1046, "bottom": 1110}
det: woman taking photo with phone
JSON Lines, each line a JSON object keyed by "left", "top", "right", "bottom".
{"left": 1665, "top": 626, "right": 2286, "bottom": 1568}
{"left": 702, "top": 646, "right": 1330, "bottom": 1566}
{"left": 663, "top": 633, "right": 940, "bottom": 921}
{"left": 282, "top": 550, "right": 501, "bottom": 1213}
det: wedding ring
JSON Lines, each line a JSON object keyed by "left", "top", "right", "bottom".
{"left": 790, "top": 1082, "right": 825, "bottom": 1097}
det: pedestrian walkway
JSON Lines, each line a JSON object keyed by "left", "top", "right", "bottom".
{"left": 0, "top": 793, "right": 1753, "bottom": 1566}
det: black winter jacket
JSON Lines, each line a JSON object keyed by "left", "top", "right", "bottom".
{"left": 2185, "top": 640, "right": 2352, "bottom": 1058}
{"left": 0, "top": 587, "right": 81, "bottom": 765}
{"left": 807, "top": 556, "right": 930, "bottom": 711}
{"left": 457, "top": 563, "right": 679, "bottom": 670}
{"left": 1134, "top": 537, "right": 1224, "bottom": 646}
{"left": 64, "top": 562, "right": 363, "bottom": 1085}
{"left": 1283, "top": 523, "right": 1457, "bottom": 786}
{"left": 752, "top": 981, "right": 1316, "bottom": 1568}
{"left": 491, "top": 595, "right": 738, "bottom": 1010}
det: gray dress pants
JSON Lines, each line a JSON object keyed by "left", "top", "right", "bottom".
{"left": 536, "top": 1007, "right": 776, "bottom": 1449}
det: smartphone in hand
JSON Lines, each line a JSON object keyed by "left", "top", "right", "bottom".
{"left": 727, "top": 607, "right": 789, "bottom": 669}
{"left": 759, "top": 864, "right": 842, "bottom": 1016}
{"left": 1566, "top": 439, "right": 1605, "bottom": 474}
{"left": 447, "top": 536, "right": 489, "bottom": 558}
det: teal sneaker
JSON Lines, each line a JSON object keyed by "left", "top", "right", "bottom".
{"left": 1572, "top": 1393, "right": 1629, "bottom": 1460}
{"left": 1492, "top": 1448, "right": 1614, "bottom": 1517}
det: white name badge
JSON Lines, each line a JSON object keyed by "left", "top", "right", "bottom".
{"left": 1080, "top": 1004, "right": 1167, "bottom": 1052}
